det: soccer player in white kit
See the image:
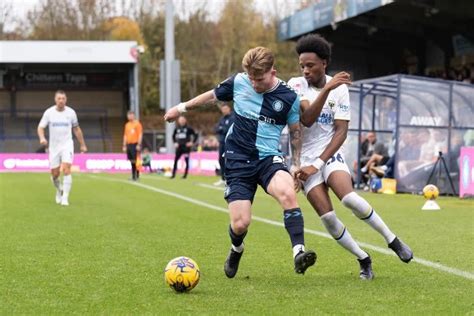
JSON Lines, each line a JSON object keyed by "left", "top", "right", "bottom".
{"left": 288, "top": 34, "right": 413, "bottom": 280}
{"left": 37, "top": 90, "right": 87, "bottom": 206}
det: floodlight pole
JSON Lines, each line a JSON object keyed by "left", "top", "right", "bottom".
{"left": 165, "top": 0, "right": 175, "bottom": 154}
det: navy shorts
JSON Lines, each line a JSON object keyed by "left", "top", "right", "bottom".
{"left": 224, "top": 155, "right": 289, "bottom": 203}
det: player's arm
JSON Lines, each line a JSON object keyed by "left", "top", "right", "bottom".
{"left": 296, "top": 120, "right": 348, "bottom": 181}
{"left": 37, "top": 126, "right": 47, "bottom": 145}
{"left": 300, "top": 72, "right": 351, "bottom": 127}
{"left": 72, "top": 126, "right": 87, "bottom": 153}
{"left": 164, "top": 90, "right": 216, "bottom": 122}
{"left": 288, "top": 122, "right": 303, "bottom": 191}
{"left": 37, "top": 112, "right": 48, "bottom": 145}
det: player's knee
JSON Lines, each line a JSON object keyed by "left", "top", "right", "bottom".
{"left": 232, "top": 219, "right": 250, "bottom": 234}
{"left": 341, "top": 192, "right": 372, "bottom": 219}
{"left": 277, "top": 188, "right": 297, "bottom": 209}
{"left": 51, "top": 170, "right": 60, "bottom": 178}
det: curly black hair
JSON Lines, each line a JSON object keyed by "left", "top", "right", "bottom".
{"left": 295, "top": 34, "right": 331, "bottom": 64}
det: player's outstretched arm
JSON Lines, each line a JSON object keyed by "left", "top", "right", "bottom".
{"left": 37, "top": 126, "right": 47, "bottom": 146}
{"left": 300, "top": 71, "right": 351, "bottom": 127}
{"left": 164, "top": 90, "right": 217, "bottom": 122}
{"left": 296, "top": 120, "right": 348, "bottom": 182}
{"left": 73, "top": 126, "right": 88, "bottom": 153}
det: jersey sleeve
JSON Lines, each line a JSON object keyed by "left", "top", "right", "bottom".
{"left": 334, "top": 84, "right": 350, "bottom": 121}
{"left": 214, "top": 74, "right": 236, "bottom": 101}
{"left": 287, "top": 78, "right": 309, "bottom": 102}
{"left": 287, "top": 95, "right": 301, "bottom": 125}
{"left": 71, "top": 110, "right": 79, "bottom": 127}
{"left": 38, "top": 110, "right": 49, "bottom": 128}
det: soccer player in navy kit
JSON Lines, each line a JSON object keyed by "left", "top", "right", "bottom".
{"left": 165, "top": 47, "right": 316, "bottom": 278}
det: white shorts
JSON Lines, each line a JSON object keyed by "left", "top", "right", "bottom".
{"left": 49, "top": 145, "right": 74, "bottom": 169}
{"left": 302, "top": 150, "right": 351, "bottom": 195}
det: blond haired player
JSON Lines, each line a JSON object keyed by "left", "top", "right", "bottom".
{"left": 165, "top": 47, "right": 316, "bottom": 278}
{"left": 37, "top": 90, "right": 87, "bottom": 206}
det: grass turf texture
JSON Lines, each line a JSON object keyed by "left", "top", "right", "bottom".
{"left": 1, "top": 173, "right": 473, "bottom": 314}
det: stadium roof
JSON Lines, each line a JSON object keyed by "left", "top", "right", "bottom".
{"left": 279, "top": 0, "right": 474, "bottom": 41}
{"left": 0, "top": 41, "right": 139, "bottom": 64}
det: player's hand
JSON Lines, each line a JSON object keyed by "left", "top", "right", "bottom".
{"left": 80, "top": 145, "right": 88, "bottom": 153}
{"left": 39, "top": 137, "right": 48, "bottom": 146}
{"left": 186, "top": 141, "right": 193, "bottom": 148}
{"left": 164, "top": 106, "right": 180, "bottom": 122}
{"left": 289, "top": 165, "right": 301, "bottom": 192}
{"left": 295, "top": 165, "right": 319, "bottom": 182}
{"left": 174, "top": 143, "right": 179, "bottom": 149}
{"left": 136, "top": 144, "right": 141, "bottom": 151}
{"left": 122, "top": 145, "right": 127, "bottom": 152}
{"left": 325, "top": 71, "right": 352, "bottom": 91}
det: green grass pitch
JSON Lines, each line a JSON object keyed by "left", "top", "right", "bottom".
{"left": 1, "top": 173, "right": 473, "bottom": 314}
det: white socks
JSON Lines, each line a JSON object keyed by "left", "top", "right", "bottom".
{"left": 292, "top": 244, "right": 305, "bottom": 258}
{"left": 341, "top": 192, "right": 396, "bottom": 244}
{"left": 320, "top": 211, "right": 368, "bottom": 260}
{"left": 62, "top": 175, "right": 72, "bottom": 199}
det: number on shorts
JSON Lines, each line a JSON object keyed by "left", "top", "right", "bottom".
{"left": 327, "top": 153, "right": 344, "bottom": 166}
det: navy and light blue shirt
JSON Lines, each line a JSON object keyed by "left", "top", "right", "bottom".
{"left": 214, "top": 73, "right": 300, "bottom": 161}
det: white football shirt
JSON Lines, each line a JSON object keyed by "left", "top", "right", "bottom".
{"left": 288, "top": 75, "right": 350, "bottom": 161}
{"left": 38, "top": 106, "right": 79, "bottom": 150}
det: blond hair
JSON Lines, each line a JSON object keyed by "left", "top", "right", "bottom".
{"left": 242, "top": 47, "right": 274, "bottom": 76}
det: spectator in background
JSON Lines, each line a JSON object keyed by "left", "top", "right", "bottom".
{"left": 359, "top": 131, "right": 389, "bottom": 180}
{"left": 171, "top": 116, "right": 198, "bottom": 179}
{"left": 122, "top": 110, "right": 143, "bottom": 181}
{"left": 214, "top": 103, "right": 234, "bottom": 186}
{"left": 142, "top": 147, "right": 153, "bottom": 173}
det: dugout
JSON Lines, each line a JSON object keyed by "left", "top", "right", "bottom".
{"left": 346, "top": 74, "right": 474, "bottom": 194}
{"left": 0, "top": 41, "right": 141, "bottom": 153}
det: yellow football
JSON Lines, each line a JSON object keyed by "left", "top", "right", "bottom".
{"left": 164, "top": 256, "right": 200, "bottom": 293}
{"left": 423, "top": 184, "right": 439, "bottom": 200}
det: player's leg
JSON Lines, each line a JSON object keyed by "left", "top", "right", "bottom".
{"left": 126, "top": 144, "right": 137, "bottom": 180}
{"left": 171, "top": 148, "right": 182, "bottom": 179}
{"left": 265, "top": 167, "right": 316, "bottom": 274}
{"left": 60, "top": 163, "right": 72, "bottom": 206}
{"left": 182, "top": 152, "right": 190, "bottom": 179}
{"left": 49, "top": 149, "right": 63, "bottom": 204}
{"left": 224, "top": 199, "right": 252, "bottom": 278}
{"left": 58, "top": 146, "right": 74, "bottom": 206}
{"left": 329, "top": 170, "right": 413, "bottom": 263}
{"left": 305, "top": 178, "right": 373, "bottom": 280}
{"left": 222, "top": 164, "right": 256, "bottom": 278}
{"left": 51, "top": 167, "right": 62, "bottom": 204}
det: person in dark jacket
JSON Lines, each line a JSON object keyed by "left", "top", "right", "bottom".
{"left": 214, "top": 103, "right": 235, "bottom": 185}
{"left": 171, "top": 116, "right": 198, "bottom": 179}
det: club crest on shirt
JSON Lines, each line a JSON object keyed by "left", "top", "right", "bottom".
{"left": 272, "top": 100, "right": 284, "bottom": 112}
{"left": 328, "top": 100, "right": 336, "bottom": 108}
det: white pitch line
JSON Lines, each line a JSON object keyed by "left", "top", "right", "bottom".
{"left": 89, "top": 175, "right": 474, "bottom": 281}
{"left": 196, "top": 182, "right": 225, "bottom": 191}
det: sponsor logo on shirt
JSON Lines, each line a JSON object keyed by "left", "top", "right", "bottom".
{"left": 338, "top": 104, "right": 349, "bottom": 112}
{"left": 318, "top": 113, "right": 334, "bottom": 125}
{"left": 51, "top": 122, "right": 70, "bottom": 127}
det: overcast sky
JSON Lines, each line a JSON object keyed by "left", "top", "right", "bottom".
{"left": 5, "top": 0, "right": 302, "bottom": 32}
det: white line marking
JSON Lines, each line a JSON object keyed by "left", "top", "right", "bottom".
{"left": 196, "top": 183, "right": 225, "bottom": 191}
{"left": 89, "top": 175, "right": 474, "bottom": 281}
